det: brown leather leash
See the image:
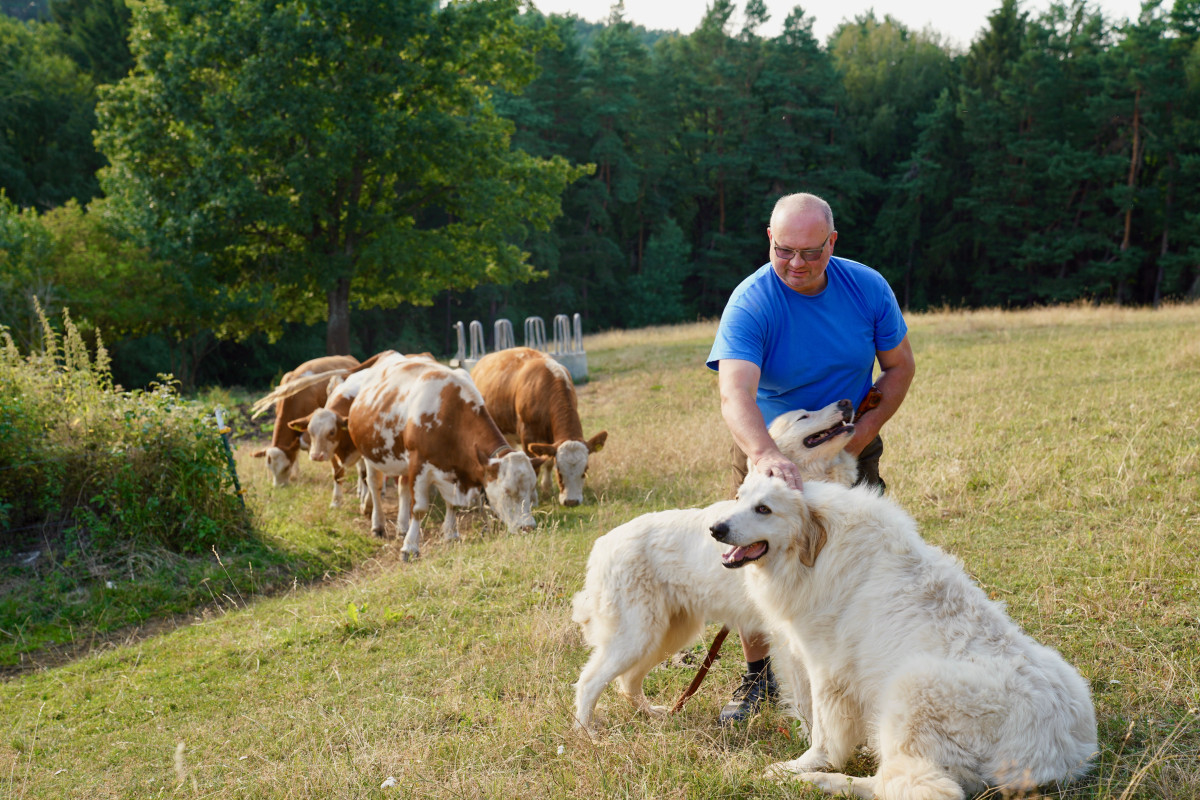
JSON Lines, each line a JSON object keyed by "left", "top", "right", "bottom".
{"left": 855, "top": 386, "right": 882, "bottom": 421}
{"left": 671, "top": 626, "right": 730, "bottom": 714}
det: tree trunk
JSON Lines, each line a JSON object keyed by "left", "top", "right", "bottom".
{"left": 1121, "top": 88, "right": 1141, "bottom": 254}
{"left": 1154, "top": 149, "right": 1176, "bottom": 308}
{"left": 326, "top": 277, "right": 352, "bottom": 355}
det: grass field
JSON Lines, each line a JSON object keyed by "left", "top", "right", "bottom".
{"left": 3, "top": 303, "right": 1198, "bottom": 799}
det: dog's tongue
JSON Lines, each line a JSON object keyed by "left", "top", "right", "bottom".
{"left": 722, "top": 542, "right": 766, "bottom": 564}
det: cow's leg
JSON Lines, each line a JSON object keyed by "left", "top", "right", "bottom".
{"left": 330, "top": 461, "right": 344, "bottom": 508}
{"left": 396, "top": 475, "right": 413, "bottom": 533}
{"left": 412, "top": 467, "right": 434, "bottom": 520}
{"left": 400, "top": 465, "right": 428, "bottom": 561}
{"left": 538, "top": 457, "right": 555, "bottom": 498}
{"left": 357, "top": 460, "right": 376, "bottom": 516}
{"left": 441, "top": 501, "right": 460, "bottom": 542}
{"left": 366, "top": 462, "right": 387, "bottom": 537}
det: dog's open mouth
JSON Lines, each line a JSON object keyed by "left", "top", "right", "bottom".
{"left": 721, "top": 542, "right": 768, "bottom": 569}
{"left": 804, "top": 422, "right": 854, "bottom": 448}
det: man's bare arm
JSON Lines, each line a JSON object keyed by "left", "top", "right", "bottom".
{"left": 846, "top": 335, "right": 915, "bottom": 456}
{"left": 718, "top": 359, "right": 803, "bottom": 490}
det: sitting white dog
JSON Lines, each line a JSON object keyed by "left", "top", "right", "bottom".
{"left": 710, "top": 473, "right": 1097, "bottom": 799}
{"left": 571, "top": 400, "right": 857, "bottom": 730}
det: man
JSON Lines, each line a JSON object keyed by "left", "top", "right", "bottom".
{"left": 705, "top": 192, "right": 915, "bottom": 725}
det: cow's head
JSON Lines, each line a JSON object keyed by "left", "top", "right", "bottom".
{"left": 252, "top": 445, "right": 299, "bottom": 487}
{"left": 477, "top": 447, "right": 543, "bottom": 532}
{"left": 528, "top": 430, "right": 607, "bottom": 506}
{"left": 288, "top": 409, "right": 346, "bottom": 463}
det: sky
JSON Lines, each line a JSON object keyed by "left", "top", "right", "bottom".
{"left": 528, "top": 0, "right": 1147, "bottom": 50}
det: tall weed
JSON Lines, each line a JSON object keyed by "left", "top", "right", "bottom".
{"left": 0, "top": 301, "right": 247, "bottom": 552}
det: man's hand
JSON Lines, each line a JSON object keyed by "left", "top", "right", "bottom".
{"left": 752, "top": 452, "right": 804, "bottom": 492}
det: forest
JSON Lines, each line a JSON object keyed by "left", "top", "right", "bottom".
{"left": 2, "top": 0, "right": 1198, "bottom": 389}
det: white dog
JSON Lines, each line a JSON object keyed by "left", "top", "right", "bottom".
{"left": 761, "top": 398, "right": 858, "bottom": 486}
{"left": 571, "top": 400, "right": 857, "bottom": 730}
{"left": 709, "top": 473, "right": 1097, "bottom": 799}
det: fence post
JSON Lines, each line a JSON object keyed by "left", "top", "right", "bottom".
{"left": 214, "top": 408, "right": 245, "bottom": 507}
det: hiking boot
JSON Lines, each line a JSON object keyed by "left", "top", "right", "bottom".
{"left": 718, "top": 664, "right": 779, "bottom": 726}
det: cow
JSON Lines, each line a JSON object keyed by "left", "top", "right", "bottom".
{"left": 345, "top": 357, "right": 545, "bottom": 560}
{"left": 471, "top": 347, "right": 607, "bottom": 507}
{"left": 251, "top": 354, "right": 359, "bottom": 487}
{"left": 285, "top": 351, "right": 429, "bottom": 510}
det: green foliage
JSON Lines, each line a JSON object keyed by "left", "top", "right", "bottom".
{"left": 0, "top": 193, "right": 57, "bottom": 349}
{"left": 0, "top": 0, "right": 49, "bottom": 21}
{"left": 50, "top": 0, "right": 133, "bottom": 85}
{"left": 95, "top": 0, "right": 589, "bottom": 353}
{"left": 0, "top": 302, "right": 247, "bottom": 551}
{"left": 625, "top": 217, "right": 692, "bottom": 328}
{"left": 0, "top": 14, "right": 102, "bottom": 209}
{"left": 38, "top": 199, "right": 182, "bottom": 344}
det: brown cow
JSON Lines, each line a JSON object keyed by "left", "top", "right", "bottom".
{"left": 252, "top": 354, "right": 359, "bottom": 487}
{"left": 471, "top": 347, "right": 607, "bottom": 506}
{"left": 345, "top": 357, "right": 545, "bottom": 560}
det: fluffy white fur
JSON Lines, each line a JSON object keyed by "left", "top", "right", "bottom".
{"left": 571, "top": 400, "right": 857, "bottom": 730}
{"left": 761, "top": 399, "right": 858, "bottom": 486}
{"left": 710, "top": 473, "right": 1098, "bottom": 800}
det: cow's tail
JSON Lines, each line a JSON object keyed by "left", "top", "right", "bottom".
{"left": 250, "top": 351, "right": 402, "bottom": 418}
{"left": 250, "top": 368, "right": 351, "bottom": 418}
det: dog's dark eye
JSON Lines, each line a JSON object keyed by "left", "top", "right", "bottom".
{"left": 754, "top": 504, "right": 771, "bottom": 515}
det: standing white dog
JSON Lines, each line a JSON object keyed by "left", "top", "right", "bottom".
{"left": 710, "top": 473, "right": 1097, "bottom": 799}
{"left": 571, "top": 400, "right": 857, "bottom": 730}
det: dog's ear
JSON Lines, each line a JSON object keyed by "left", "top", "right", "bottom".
{"left": 798, "top": 508, "right": 828, "bottom": 568}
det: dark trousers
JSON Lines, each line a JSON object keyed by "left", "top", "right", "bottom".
{"left": 729, "top": 434, "right": 886, "bottom": 496}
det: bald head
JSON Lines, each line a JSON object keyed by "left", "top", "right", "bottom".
{"left": 770, "top": 193, "right": 834, "bottom": 232}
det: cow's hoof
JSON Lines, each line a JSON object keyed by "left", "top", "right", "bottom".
{"left": 372, "top": 528, "right": 386, "bottom": 538}
{"left": 401, "top": 550, "right": 419, "bottom": 562}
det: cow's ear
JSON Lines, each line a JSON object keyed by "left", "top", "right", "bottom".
{"left": 251, "top": 449, "right": 266, "bottom": 458}
{"left": 587, "top": 431, "right": 608, "bottom": 453}
{"left": 528, "top": 443, "right": 557, "bottom": 457}
{"left": 337, "top": 415, "right": 350, "bottom": 431}
{"left": 287, "top": 414, "right": 312, "bottom": 433}
{"left": 529, "top": 456, "right": 549, "bottom": 472}
{"left": 798, "top": 508, "right": 828, "bottom": 568}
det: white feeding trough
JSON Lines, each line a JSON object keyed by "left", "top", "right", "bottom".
{"left": 452, "top": 313, "right": 588, "bottom": 383}
{"left": 449, "top": 319, "right": 487, "bottom": 371}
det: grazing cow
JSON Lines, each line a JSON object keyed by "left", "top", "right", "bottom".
{"left": 471, "top": 347, "right": 607, "bottom": 506}
{"left": 252, "top": 354, "right": 359, "bottom": 486}
{"left": 347, "top": 357, "right": 545, "bottom": 560}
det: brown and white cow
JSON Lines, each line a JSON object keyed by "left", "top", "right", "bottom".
{"left": 252, "top": 354, "right": 359, "bottom": 487}
{"left": 346, "top": 357, "right": 545, "bottom": 560}
{"left": 286, "top": 351, "right": 429, "bottom": 510}
{"left": 471, "top": 347, "right": 607, "bottom": 506}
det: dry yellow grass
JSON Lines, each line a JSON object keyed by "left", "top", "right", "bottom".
{"left": 2, "top": 303, "right": 1197, "bottom": 799}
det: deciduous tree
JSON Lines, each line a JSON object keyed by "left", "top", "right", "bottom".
{"left": 96, "top": 0, "right": 587, "bottom": 355}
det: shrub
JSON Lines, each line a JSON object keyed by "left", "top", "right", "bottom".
{"left": 0, "top": 302, "right": 248, "bottom": 554}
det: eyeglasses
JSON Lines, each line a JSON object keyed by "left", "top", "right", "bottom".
{"left": 772, "top": 232, "right": 832, "bottom": 262}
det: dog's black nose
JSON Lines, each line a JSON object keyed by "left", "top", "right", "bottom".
{"left": 710, "top": 522, "right": 729, "bottom": 542}
{"left": 838, "top": 398, "right": 853, "bottom": 419}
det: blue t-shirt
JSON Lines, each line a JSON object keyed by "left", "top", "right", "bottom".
{"left": 706, "top": 257, "right": 907, "bottom": 427}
